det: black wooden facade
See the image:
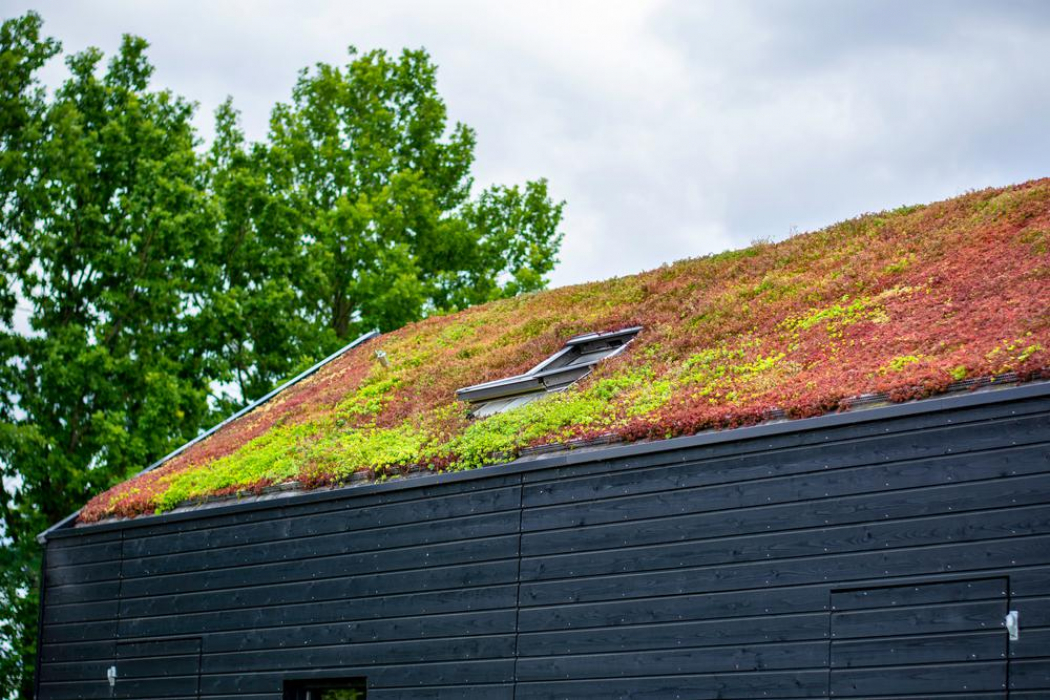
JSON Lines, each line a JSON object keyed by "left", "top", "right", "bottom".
{"left": 37, "top": 382, "right": 1050, "bottom": 699}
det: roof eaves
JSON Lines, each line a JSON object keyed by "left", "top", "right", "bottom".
{"left": 66, "top": 379, "right": 1050, "bottom": 535}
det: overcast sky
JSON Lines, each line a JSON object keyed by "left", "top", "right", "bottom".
{"left": 5, "top": 0, "right": 1050, "bottom": 288}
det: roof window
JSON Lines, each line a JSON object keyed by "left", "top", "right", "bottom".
{"left": 456, "top": 326, "right": 642, "bottom": 417}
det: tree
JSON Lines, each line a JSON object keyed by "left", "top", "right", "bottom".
{"left": 207, "top": 48, "right": 563, "bottom": 395}
{"left": 0, "top": 13, "right": 61, "bottom": 695}
{"left": 0, "top": 17, "right": 564, "bottom": 696}
{"left": 0, "top": 17, "right": 219, "bottom": 696}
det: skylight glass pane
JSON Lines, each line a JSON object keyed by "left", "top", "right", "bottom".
{"left": 568, "top": 347, "right": 621, "bottom": 366}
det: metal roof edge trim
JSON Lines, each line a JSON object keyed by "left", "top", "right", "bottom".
{"left": 42, "top": 379, "right": 1050, "bottom": 542}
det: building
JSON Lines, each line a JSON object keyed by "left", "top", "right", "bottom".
{"left": 36, "top": 182, "right": 1050, "bottom": 698}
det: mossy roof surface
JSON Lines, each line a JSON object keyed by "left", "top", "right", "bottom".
{"left": 81, "top": 180, "right": 1050, "bottom": 523}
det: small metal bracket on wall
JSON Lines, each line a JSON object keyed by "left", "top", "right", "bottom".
{"left": 1005, "top": 610, "right": 1020, "bottom": 641}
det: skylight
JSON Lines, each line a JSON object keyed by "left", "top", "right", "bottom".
{"left": 456, "top": 326, "right": 643, "bottom": 417}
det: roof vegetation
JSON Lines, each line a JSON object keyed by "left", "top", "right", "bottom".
{"left": 80, "top": 180, "right": 1050, "bottom": 523}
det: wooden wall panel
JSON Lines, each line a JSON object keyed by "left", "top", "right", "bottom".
{"left": 37, "top": 385, "right": 1050, "bottom": 699}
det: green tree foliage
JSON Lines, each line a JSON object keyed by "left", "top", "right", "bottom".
{"left": 0, "top": 17, "right": 220, "bottom": 696}
{"left": 0, "top": 13, "right": 66, "bottom": 694}
{"left": 0, "top": 13, "right": 563, "bottom": 696}
{"left": 0, "top": 12, "right": 58, "bottom": 327}
{"left": 207, "top": 48, "right": 563, "bottom": 398}
{"left": 203, "top": 99, "right": 313, "bottom": 405}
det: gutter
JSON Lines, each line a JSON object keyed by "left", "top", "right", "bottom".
{"left": 37, "top": 329, "right": 380, "bottom": 544}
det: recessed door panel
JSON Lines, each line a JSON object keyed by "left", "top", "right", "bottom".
{"left": 830, "top": 578, "right": 1009, "bottom": 698}
{"left": 113, "top": 638, "right": 201, "bottom": 699}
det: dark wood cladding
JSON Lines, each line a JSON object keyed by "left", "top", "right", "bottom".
{"left": 37, "top": 384, "right": 1050, "bottom": 699}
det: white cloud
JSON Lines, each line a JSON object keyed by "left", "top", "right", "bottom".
{"left": 4, "top": 0, "right": 1048, "bottom": 287}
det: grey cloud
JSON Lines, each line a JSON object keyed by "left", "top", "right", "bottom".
{"left": 2, "top": 0, "right": 1047, "bottom": 288}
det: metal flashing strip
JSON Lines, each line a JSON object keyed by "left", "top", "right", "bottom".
{"left": 37, "top": 329, "right": 380, "bottom": 543}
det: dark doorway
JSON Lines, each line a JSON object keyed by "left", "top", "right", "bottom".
{"left": 284, "top": 678, "right": 367, "bottom": 700}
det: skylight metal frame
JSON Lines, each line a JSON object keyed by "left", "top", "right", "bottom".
{"left": 456, "top": 326, "right": 642, "bottom": 411}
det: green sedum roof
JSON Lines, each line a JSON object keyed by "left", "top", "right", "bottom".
{"left": 81, "top": 180, "right": 1050, "bottom": 522}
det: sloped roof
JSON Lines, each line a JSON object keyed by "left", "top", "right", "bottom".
{"left": 80, "top": 180, "right": 1050, "bottom": 523}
